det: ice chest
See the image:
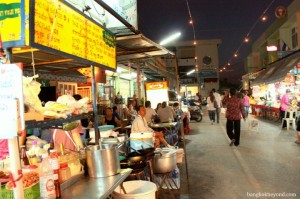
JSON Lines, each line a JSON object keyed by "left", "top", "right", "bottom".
{"left": 130, "top": 132, "right": 154, "bottom": 151}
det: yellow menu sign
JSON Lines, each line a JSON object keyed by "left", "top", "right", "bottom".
{"left": 0, "top": 0, "right": 24, "bottom": 47}
{"left": 32, "top": 0, "right": 116, "bottom": 70}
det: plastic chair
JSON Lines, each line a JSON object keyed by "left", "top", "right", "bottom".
{"left": 281, "top": 110, "right": 296, "bottom": 130}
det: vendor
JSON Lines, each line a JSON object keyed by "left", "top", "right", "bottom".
{"left": 131, "top": 105, "right": 174, "bottom": 148}
{"left": 280, "top": 89, "right": 292, "bottom": 128}
{"left": 101, "top": 107, "right": 122, "bottom": 127}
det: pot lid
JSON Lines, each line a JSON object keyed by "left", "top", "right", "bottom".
{"left": 154, "top": 148, "right": 176, "bottom": 158}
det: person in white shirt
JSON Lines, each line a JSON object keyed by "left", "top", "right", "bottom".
{"left": 157, "top": 102, "right": 176, "bottom": 122}
{"left": 131, "top": 105, "right": 172, "bottom": 148}
{"left": 144, "top": 101, "right": 157, "bottom": 124}
{"left": 212, "top": 88, "right": 221, "bottom": 123}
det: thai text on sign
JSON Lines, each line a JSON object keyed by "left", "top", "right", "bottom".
{"left": 32, "top": 0, "right": 116, "bottom": 70}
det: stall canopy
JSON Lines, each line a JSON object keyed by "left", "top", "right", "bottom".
{"left": 252, "top": 50, "right": 300, "bottom": 86}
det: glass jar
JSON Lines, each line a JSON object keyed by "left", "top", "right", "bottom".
{"left": 59, "top": 162, "right": 71, "bottom": 183}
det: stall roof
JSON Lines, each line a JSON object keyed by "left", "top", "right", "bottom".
{"left": 116, "top": 34, "right": 175, "bottom": 62}
{"left": 251, "top": 50, "right": 300, "bottom": 86}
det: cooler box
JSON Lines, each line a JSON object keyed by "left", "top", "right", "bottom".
{"left": 130, "top": 132, "right": 154, "bottom": 151}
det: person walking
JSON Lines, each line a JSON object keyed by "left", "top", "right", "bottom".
{"left": 243, "top": 91, "right": 250, "bottom": 118}
{"left": 212, "top": 88, "right": 221, "bottom": 123}
{"left": 222, "top": 88, "right": 246, "bottom": 146}
{"left": 207, "top": 91, "right": 217, "bottom": 125}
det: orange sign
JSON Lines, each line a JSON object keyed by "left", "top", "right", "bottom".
{"left": 145, "top": 82, "right": 168, "bottom": 90}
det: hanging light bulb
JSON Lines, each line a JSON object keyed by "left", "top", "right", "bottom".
{"left": 193, "top": 41, "right": 197, "bottom": 45}
{"left": 223, "top": 67, "right": 226, "bottom": 70}
{"left": 189, "top": 19, "right": 193, "bottom": 24}
{"left": 234, "top": 53, "right": 238, "bottom": 57}
{"left": 227, "top": 62, "right": 231, "bottom": 66}
{"left": 195, "top": 56, "right": 197, "bottom": 60}
{"left": 244, "top": 38, "right": 249, "bottom": 42}
{"left": 220, "top": 69, "right": 223, "bottom": 72}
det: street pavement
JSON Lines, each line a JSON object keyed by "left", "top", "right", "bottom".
{"left": 174, "top": 110, "right": 300, "bottom": 199}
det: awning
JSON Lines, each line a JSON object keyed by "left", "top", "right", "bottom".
{"left": 251, "top": 50, "right": 300, "bottom": 86}
{"left": 116, "top": 34, "right": 174, "bottom": 62}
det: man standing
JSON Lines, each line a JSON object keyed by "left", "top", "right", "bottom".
{"left": 222, "top": 88, "right": 246, "bottom": 146}
{"left": 131, "top": 105, "right": 173, "bottom": 148}
{"left": 212, "top": 88, "right": 221, "bottom": 123}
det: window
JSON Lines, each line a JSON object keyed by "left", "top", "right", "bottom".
{"left": 292, "top": 27, "right": 298, "bottom": 49}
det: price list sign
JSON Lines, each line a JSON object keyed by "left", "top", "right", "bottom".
{"left": 0, "top": 64, "right": 24, "bottom": 139}
{"left": 30, "top": 0, "right": 116, "bottom": 70}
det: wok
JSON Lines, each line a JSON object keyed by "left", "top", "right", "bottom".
{"left": 127, "top": 147, "right": 155, "bottom": 160}
{"left": 120, "top": 156, "right": 147, "bottom": 170}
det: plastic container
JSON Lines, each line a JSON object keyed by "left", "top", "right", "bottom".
{"left": 113, "top": 180, "right": 157, "bottom": 199}
{"left": 59, "top": 162, "right": 71, "bottom": 183}
{"left": 39, "top": 154, "right": 56, "bottom": 198}
{"left": 130, "top": 132, "right": 154, "bottom": 152}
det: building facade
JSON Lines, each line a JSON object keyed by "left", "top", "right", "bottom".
{"left": 165, "top": 39, "right": 222, "bottom": 97}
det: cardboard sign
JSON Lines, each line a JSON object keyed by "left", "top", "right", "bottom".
{"left": 0, "top": 64, "right": 24, "bottom": 139}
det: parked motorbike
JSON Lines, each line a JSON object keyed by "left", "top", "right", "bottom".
{"left": 184, "top": 99, "right": 203, "bottom": 122}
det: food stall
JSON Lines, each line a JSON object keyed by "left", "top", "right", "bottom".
{"left": 1, "top": 1, "right": 181, "bottom": 199}
{"left": 250, "top": 50, "right": 300, "bottom": 120}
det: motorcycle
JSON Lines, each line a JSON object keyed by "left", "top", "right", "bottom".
{"left": 182, "top": 99, "right": 203, "bottom": 122}
{"left": 189, "top": 102, "right": 203, "bottom": 122}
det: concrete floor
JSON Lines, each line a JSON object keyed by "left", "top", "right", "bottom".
{"left": 174, "top": 111, "right": 300, "bottom": 199}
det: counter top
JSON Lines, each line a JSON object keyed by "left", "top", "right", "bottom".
{"left": 61, "top": 169, "right": 132, "bottom": 199}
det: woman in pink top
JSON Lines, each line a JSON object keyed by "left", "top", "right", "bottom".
{"left": 243, "top": 91, "right": 250, "bottom": 118}
{"left": 280, "top": 89, "right": 291, "bottom": 128}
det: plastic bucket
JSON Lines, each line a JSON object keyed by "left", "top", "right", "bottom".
{"left": 130, "top": 132, "right": 154, "bottom": 152}
{"left": 113, "top": 180, "right": 157, "bottom": 199}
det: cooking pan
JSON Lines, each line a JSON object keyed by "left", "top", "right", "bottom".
{"left": 120, "top": 156, "right": 147, "bottom": 170}
{"left": 127, "top": 147, "right": 155, "bottom": 160}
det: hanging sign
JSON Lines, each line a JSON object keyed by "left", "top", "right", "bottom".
{"left": 0, "top": 64, "right": 24, "bottom": 139}
{"left": 30, "top": 0, "right": 116, "bottom": 70}
{"left": 0, "top": 0, "right": 25, "bottom": 48}
{"left": 275, "top": 6, "right": 287, "bottom": 19}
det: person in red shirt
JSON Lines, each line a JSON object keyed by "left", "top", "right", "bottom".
{"left": 222, "top": 88, "right": 246, "bottom": 146}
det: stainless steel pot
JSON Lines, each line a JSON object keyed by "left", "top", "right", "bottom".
{"left": 86, "top": 145, "right": 120, "bottom": 178}
{"left": 152, "top": 148, "right": 177, "bottom": 174}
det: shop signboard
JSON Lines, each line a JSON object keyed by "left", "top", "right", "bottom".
{"left": 0, "top": 0, "right": 26, "bottom": 48}
{"left": 199, "top": 70, "right": 218, "bottom": 78}
{"left": 145, "top": 81, "right": 168, "bottom": 108}
{"left": 30, "top": 0, "right": 116, "bottom": 70}
{"left": 0, "top": 64, "right": 24, "bottom": 139}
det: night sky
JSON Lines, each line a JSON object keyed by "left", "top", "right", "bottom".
{"left": 137, "top": 0, "right": 294, "bottom": 83}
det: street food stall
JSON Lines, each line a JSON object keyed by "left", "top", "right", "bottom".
{"left": 0, "top": 0, "right": 183, "bottom": 198}
{"left": 250, "top": 50, "right": 300, "bottom": 120}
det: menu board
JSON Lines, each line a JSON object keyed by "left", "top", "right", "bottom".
{"left": 0, "top": 64, "right": 24, "bottom": 139}
{"left": 31, "top": 0, "right": 116, "bottom": 70}
{"left": 0, "top": 0, "right": 25, "bottom": 47}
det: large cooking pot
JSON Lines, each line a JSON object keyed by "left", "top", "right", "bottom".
{"left": 152, "top": 148, "right": 177, "bottom": 174}
{"left": 86, "top": 145, "right": 120, "bottom": 178}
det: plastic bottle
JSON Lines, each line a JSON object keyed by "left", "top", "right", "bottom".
{"left": 171, "top": 165, "right": 180, "bottom": 189}
{"left": 49, "top": 150, "right": 61, "bottom": 198}
{"left": 39, "top": 153, "right": 56, "bottom": 198}
{"left": 28, "top": 140, "right": 38, "bottom": 165}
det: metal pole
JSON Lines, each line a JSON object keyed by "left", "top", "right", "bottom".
{"left": 91, "top": 65, "right": 100, "bottom": 145}
{"left": 137, "top": 60, "right": 141, "bottom": 100}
